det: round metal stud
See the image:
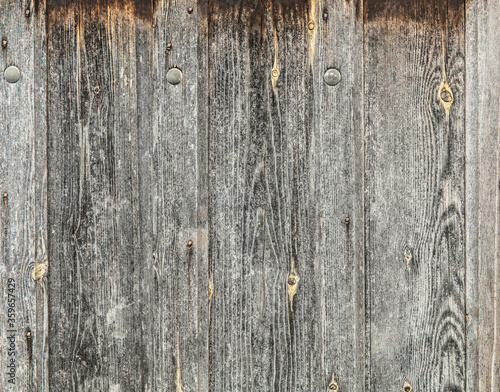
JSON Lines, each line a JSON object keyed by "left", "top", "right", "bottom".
{"left": 4, "top": 66, "right": 21, "bottom": 83}
{"left": 167, "top": 67, "right": 182, "bottom": 85}
{"left": 324, "top": 68, "right": 341, "bottom": 86}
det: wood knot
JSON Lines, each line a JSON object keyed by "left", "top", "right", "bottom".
{"left": 308, "top": 21, "right": 315, "bottom": 30}
{"left": 33, "top": 261, "right": 48, "bottom": 281}
{"left": 187, "top": 240, "right": 193, "bottom": 249}
{"left": 166, "top": 43, "right": 172, "bottom": 51}
{"left": 272, "top": 67, "right": 279, "bottom": 80}
{"left": 439, "top": 82, "right": 453, "bottom": 112}
{"left": 2, "top": 39, "right": 7, "bottom": 49}
{"left": 3, "top": 191, "right": 7, "bottom": 200}
{"left": 187, "top": 7, "right": 193, "bottom": 14}
{"left": 286, "top": 273, "right": 299, "bottom": 311}
{"left": 329, "top": 371, "right": 339, "bottom": 391}
{"left": 403, "top": 381, "right": 411, "bottom": 392}
{"left": 344, "top": 217, "right": 350, "bottom": 225}
{"left": 440, "top": 89, "right": 452, "bottom": 103}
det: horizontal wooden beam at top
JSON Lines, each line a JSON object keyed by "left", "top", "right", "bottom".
{"left": 0, "top": 0, "right": 499, "bottom": 391}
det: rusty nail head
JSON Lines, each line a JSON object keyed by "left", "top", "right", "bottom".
{"left": 4, "top": 66, "right": 21, "bottom": 83}
{"left": 167, "top": 68, "right": 182, "bottom": 85}
{"left": 324, "top": 68, "right": 341, "bottom": 86}
{"left": 188, "top": 7, "right": 193, "bottom": 14}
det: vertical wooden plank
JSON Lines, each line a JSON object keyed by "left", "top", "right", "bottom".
{"left": 150, "top": 0, "right": 205, "bottom": 390}
{"left": 207, "top": 0, "right": 364, "bottom": 389}
{"left": 466, "top": 0, "right": 500, "bottom": 391}
{"left": 313, "top": 0, "right": 365, "bottom": 390}
{"left": 364, "top": 1, "right": 466, "bottom": 391}
{"left": 197, "top": 0, "right": 210, "bottom": 390}
{"left": 0, "top": 1, "right": 48, "bottom": 390}
{"left": 47, "top": 2, "right": 154, "bottom": 390}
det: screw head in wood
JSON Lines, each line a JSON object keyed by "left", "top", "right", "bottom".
{"left": 324, "top": 68, "right": 341, "bottom": 86}
{"left": 4, "top": 66, "right": 21, "bottom": 83}
{"left": 167, "top": 67, "right": 182, "bottom": 85}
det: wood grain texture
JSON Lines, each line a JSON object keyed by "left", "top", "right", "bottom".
{"left": 0, "top": 0, "right": 48, "bottom": 390}
{"left": 150, "top": 0, "right": 206, "bottom": 391}
{"left": 364, "top": 1, "right": 466, "bottom": 391}
{"left": 466, "top": 0, "right": 500, "bottom": 391}
{"left": 1, "top": 0, "right": 498, "bottom": 390}
{"left": 46, "top": 2, "right": 154, "bottom": 390}
{"left": 207, "top": 0, "right": 364, "bottom": 390}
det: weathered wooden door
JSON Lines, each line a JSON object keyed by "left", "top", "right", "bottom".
{"left": 1, "top": 0, "right": 499, "bottom": 390}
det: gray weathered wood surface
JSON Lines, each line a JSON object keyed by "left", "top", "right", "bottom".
{"left": 0, "top": 0, "right": 498, "bottom": 390}
{"left": 0, "top": 0, "right": 48, "bottom": 390}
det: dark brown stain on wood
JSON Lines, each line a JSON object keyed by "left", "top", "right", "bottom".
{"left": 43, "top": 0, "right": 156, "bottom": 22}
{"left": 364, "top": 0, "right": 466, "bottom": 27}
{"left": 208, "top": 0, "right": 311, "bottom": 27}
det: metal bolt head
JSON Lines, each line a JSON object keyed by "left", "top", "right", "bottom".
{"left": 324, "top": 68, "right": 341, "bottom": 86}
{"left": 4, "top": 66, "right": 21, "bottom": 83}
{"left": 167, "top": 67, "right": 182, "bottom": 85}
